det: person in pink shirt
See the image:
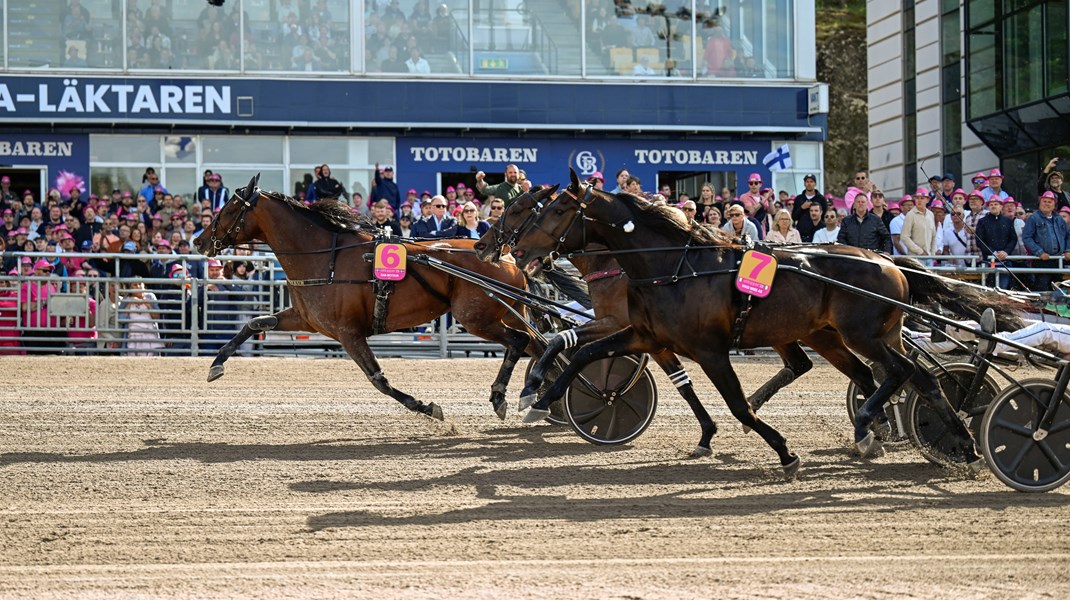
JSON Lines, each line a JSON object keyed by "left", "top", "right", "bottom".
{"left": 66, "top": 268, "right": 98, "bottom": 353}
{"left": 20, "top": 259, "right": 61, "bottom": 354}
{"left": 0, "top": 269, "right": 24, "bottom": 355}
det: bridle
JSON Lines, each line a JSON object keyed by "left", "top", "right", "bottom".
{"left": 486, "top": 195, "right": 551, "bottom": 255}
{"left": 209, "top": 185, "right": 260, "bottom": 252}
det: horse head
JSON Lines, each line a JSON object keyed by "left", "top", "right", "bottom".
{"left": 509, "top": 170, "right": 592, "bottom": 269}
{"left": 474, "top": 184, "right": 558, "bottom": 262}
{"left": 194, "top": 173, "right": 262, "bottom": 257}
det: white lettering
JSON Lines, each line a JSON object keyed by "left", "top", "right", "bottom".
{"left": 205, "top": 86, "right": 229, "bottom": 113}
{"left": 743, "top": 151, "right": 758, "bottom": 163}
{"left": 634, "top": 149, "right": 650, "bottom": 164}
{"left": 131, "top": 86, "right": 159, "bottom": 113}
{"left": 112, "top": 85, "right": 134, "bottom": 112}
{"left": 57, "top": 85, "right": 85, "bottom": 112}
{"left": 410, "top": 147, "right": 425, "bottom": 161}
{"left": 38, "top": 84, "right": 56, "bottom": 112}
{"left": 58, "top": 141, "right": 73, "bottom": 155}
{"left": 184, "top": 86, "right": 203, "bottom": 113}
{"left": 160, "top": 85, "right": 182, "bottom": 113}
{"left": 84, "top": 84, "right": 110, "bottom": 112}
{"left": 714, "top": 150, "right": 730, "bottom": 164}
{"left": 0, "top": 85, "right": 14, "bottom": 111}
{"left": 406, "top": 145, "right": 540, "bottom": 164}
{"left": 730, "top": 151, "right": 743, "bottom": 163}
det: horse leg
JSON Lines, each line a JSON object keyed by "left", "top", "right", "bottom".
{"left": 695, "top": 350, "right": 800, "bottom": 477}
{"left": 463, "top": 318, "right": 533, "bottom": 421}
{"left": 907, "top": 365, "right": 985, "bottom": 471}
{"left": 521, "top": 317, "right": 620, "bottom": 411}
{"left": 339, "top": 335, "right": 443, "bottom": 421}
{"left": 522, "top": 326, "right": 648, "bottom": 423}
{"left": 850, "top": 343, "right": 915, "bottom": 457}
{"left": 649, "top": 348, "right": 718, "bottom": 458}
{"left": 208, "top": 307, "right": 307, "bottom": 382}
{"left": 748, "top": 342, "right": 812, "bottom": 412}
{"left": 800, "top": 330, "right": 894, "bottom": 439}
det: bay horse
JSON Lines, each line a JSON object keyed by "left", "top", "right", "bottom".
{"left": 474, "top": 186, "right": 889, "bottom": 457}
{"left": 504, "top": 169, "right": 1022, "bottom": 476}
{"left": 193, "top": 174, "right": 539, "bottom": 422}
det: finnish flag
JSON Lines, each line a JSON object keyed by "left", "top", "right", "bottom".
{"left": 762, "top": 144, "right": 792, "bottom": 172}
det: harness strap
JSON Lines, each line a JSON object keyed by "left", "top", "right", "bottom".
{"left": 731, "top": 294, "right": 756, "bottom": 351}
{"left": 326, "top": 233, "right": 339, "bottom": 284}
{"left": 582, "top": 268, "right": 623, "bottom": 282}
{"left": 287, "top": 278, "right": 373, "bottom": 286}
{"left": 371, "top": 280, "right": 394, "bottom": 335}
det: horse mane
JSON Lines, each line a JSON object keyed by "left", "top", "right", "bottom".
{"left": 260, "top": 190, "right": 374, "bottom": 233}
{"left": 606, "top": 191, "right": 736, "bottom": 247}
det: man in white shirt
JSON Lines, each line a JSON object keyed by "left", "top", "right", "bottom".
{"left": 901, "top": 190, "right": 938, "bottom": 264}
{"left": 890, "top": 195, "right": 914, "bottom": 255}
{"left": 942, "top": 205, "right": 970, "bottom": 266}
{"left": 811, "top": 208, "right": 840, "bottom": 244}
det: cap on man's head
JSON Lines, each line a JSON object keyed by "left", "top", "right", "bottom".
{"left": 20, "top": 256, "right": 33, "bottom": 264}
{"left": 952, "top": 188, "right": 967, "bottom": 199}
{"left": 2, "top": 209, "right": 11, "bottom": 216}
{"left": 455, "top": 182, "right": 467, "bottom": 189}
{"left": 124, "top": 212, "right": 139, "bottom": 220}
{"left": 209, "top": 174, "right": 221, "bottom": 181}
{"left": 915, "top": 187, "right": 930, "bottom": 197}
{"left": 445, "top": 186, "right": 455, "bottom": 193}
{"left": 177, "top": 239, "right": 191, "bottom": 247}
{"left": 930, "top": 199, "right": 946, "bottom": 211}
{"left": 803, "top": 173, "right": 816, "bottom": 182}
{"left": 81, "top": 239, "right": 92, "bottom": 249}
{"left": 122, "top": 191, "right": 132, "bottom": 197}
{"left": 122, "top": 241, "right": 137, "bottom": 252}
{"left": 901, "top": 195, "right": 914, "bottom": 203}
{"left": 407, "top": 188, "right": 417, "bottom": 195}
{"left": 588, "top": 171, "right": 605, "bottom": 183}
{"left": 989, "top": 168, "right": 1003, "bottom": 178}
{"left": 422, "top": 190, "right": 431, "bottom": 198}
{"left": 942, "top": 172, "right": 956, "bottom": 182}
{"left": 1049, "top": 171, "right": 1063, "bottom": 180}
{"left": 33, "top": 259, "right": 53, "bottom": 271}
{"left": 747, "top": 173, "right": 762, "bottom": 183}
{"left": 169, "top": 264, "right": 186, "bottom": 276}
{"left": 207, "top": 258, "right": 223, "bottom": 268}
{"left": 888, "top": 201, "right": 901, "bottom": 210}
{"left": 969, "top": 189, "right": 985, "bottom": 200}
{"left": 1040, "top": 190, "right": 1057, "bottom": 200}
{"left": 928, "top": 174, "right": 943, "bottom": 182}
{"left": 156, "top": 239, "right": 172, "bottom": 249}
{"left": 382, "top": 165, "right": 394, "bottom": 171}
{"left": 0, "top": 176, "right": 9, "bottom": 183}
{"left": 154, "top": 185, "right": 164, "bottom": 193}
{"left": 22, "top": 189, "right": 33, "bottom": 197}
{"left": 987, "top": 195, "right": 1003, "bottom": 205}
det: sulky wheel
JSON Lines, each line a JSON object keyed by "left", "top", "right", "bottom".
{"left": 523, "top": 357, "right": 567, "bottom": 425}
{"left": 905, "top": 362, "right": 1002, "bottom": 466}
{"left": 845, "top": 362, "right": 912, "bottom": 444}
{"left": 564, "top": 354, "right": 657, "bottom": 445}
{"left": 980, "top": 379, "right": 1070, "bottom": 492}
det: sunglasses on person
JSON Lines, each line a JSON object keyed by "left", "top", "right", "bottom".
{"left": 1016, "top": 211, "right": 1026, "bottom": 216}
{"left": 432, "top": 203, "right": 447, "bottom": 208}
{"left": 463, "top": 208, "right": 476, "bottom": 213}
{"left": 490, "top": 205, "right": 504, "bottom": 211}
{"left": 855, "top": 175, "right": 866, "bottom": 180}
{"left": 682, "top": 207, "right": 696, "bottom": 212}
{"left": 728, "top": 211, "right": 744, "bottom": 217}
{"left": 952, "top": 212, "right": 964, "bottom": 216}
{"left": 824, "top": 215, "right": 837, "bottom": 220}
{"left": 749, "top": 182, "right": 761, "bottom": 186}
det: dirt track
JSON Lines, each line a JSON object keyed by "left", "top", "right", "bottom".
{"left": 1, "top": 356, "right": 1068, "bottom": 599}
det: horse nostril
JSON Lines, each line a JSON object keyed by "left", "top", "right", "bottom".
{"left": 474, "top": 242, "right": 486, "bottom": 251}
{"left": 513, "top": 249, "right": 525, "bottom": 259}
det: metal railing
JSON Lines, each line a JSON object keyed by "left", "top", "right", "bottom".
{"left": 0, "top": 252, "right": 505, "bottom": 358}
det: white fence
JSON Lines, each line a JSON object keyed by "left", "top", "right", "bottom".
{"left": 0, "top": 252, "right": 505, "bottom": 358}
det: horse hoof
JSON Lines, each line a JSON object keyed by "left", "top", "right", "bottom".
{"left": 783, "top": 456, "right": 801, "bottom": 479}
{"left": 207, "top": 365, "right": 225, "bottom": 382}
{"left": 518, "top": 393, "right": 536, "bottom": 412}
{"left": 689, "top": 446, "right": 712, "bottom": 459}
{"left": 522, "top": 408, "right": 550, "bottom": 424}
{"left": 741, "top": 425, "right": 751, "bottom": 435}
{"left": 428, "top": 403, "right": 444, "bottom": 421}
{"left": 492, "top": 398, "right": 508, "bottom": 421}
{"left": 856, "top": 431, "right": 884, "bottom": 459}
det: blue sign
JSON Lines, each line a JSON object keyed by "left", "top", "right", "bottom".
{"left": 0, "top": 133, "right": 90, "bottom": 198}
{"left": 397, "top": 138, "right": 778, "bottom": 195}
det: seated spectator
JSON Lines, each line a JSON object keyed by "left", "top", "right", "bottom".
{"left": 63, "top": 44, "right": 88, "bottom": 67}
{"left": 406, "top": 47, "right": 431, "bottom": 74}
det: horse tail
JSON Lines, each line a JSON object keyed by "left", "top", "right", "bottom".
{"left": 892, "top": 256, "right": 1027, "bottom": 331}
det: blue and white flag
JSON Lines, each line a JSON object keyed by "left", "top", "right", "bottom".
{"left": 762, "top": 144, "right": 792, "bottom": 172}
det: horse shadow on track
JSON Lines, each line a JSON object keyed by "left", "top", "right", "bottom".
{"left": 0, "top": 425, "right": 621, "bottom": 468}
{"left": 293, "top": 455, "right": 1068, "bottom": 532}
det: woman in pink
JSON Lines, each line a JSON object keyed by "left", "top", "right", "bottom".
{"left": 0, "top": 269, "right": 24, "bottom": 355}
{"left": 703, "top": 24, "right": 734, "bottom": 77}
{"left": 66, "top": 269, "right": 98, "bottom": 353}
{"left": 20, "top": 259, "right": 60, "bottom": 354}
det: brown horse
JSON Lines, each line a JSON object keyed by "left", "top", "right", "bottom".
{"left": 475, "top": 185, "right": 719, "bottom": 456}
{"left": 503, "top": 169, "right": 1024, "bottom": 476}
{"left": 192, "top": 175, "right": 539, "bottom": 421}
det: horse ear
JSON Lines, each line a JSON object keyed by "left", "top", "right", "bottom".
{"left": 534, "top": 184, "right": 558, "bottom": 202}
{"left": 569, "top": 168, "right": 580, "bottom": 189}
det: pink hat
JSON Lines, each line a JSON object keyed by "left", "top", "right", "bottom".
{"left": 14, "top": 227, "right": 27, "bottom": 235}
{"left": 422, "top": 190, "right": 431, "bottom": 197}
{"left": 32, "top": 259, "right": 53, "bottom": 271}
{"left": 915, "top": 187, "right": 929, "bottom": 197}
{"left": 169, "top": 264, "right": 186, "bottom": 276}
{"left": 20, "top": 256, "right": 32, "bottom": 264}
{"left": 1003, "top": 196, "right": 1017, "bottom": 205}
{"left": 400, "top": 201, "right": 412, "bottom": 208}
{"left": 987, "top": 195, "right": 1003, "bottom": 205}
{"left": 1041, "top": 190, "right": 1057, "bottom": 200}
{"left": 456, "top": 182, "right": 467, "bottom": 189}
{"left": 747, "top": 173, "right": 762, "bottom": 183}
{"left": 22, "top": 189, "right": 32, "bottom": 197}
{"left": 1, "top": 209, "right": 11, "bottom": 215}
{"left": 445, "top": 186, "right": 455, "bottom": 193}
{"left": 588, "top": 171, "right": 605, "bottom": 183}
{"left": 407, "top": 188, "right": 417, "bottom": 195}
{"left": 59, "top": 232, "right": 74, "bottom": 241}
{"left": 989, "top": 168, "right": 1003, "bottom": 178}
{"left": 122, "top": 191, "right": 132, "bottom": 197}
{"left": 969, "top": 189, "right": 985, "bottom": 200}
{"left": 155, "top": 239, "right": 171, "bottom": 248}
{"left": 0, "top": 176, "right": 9, "bottom": 183}
{"left": 207, "top": 259, "right": 223, "bottom": 268}
{"left": 53, "top": 224, "right": 69, "bottom": 232}
{"left": 1060, "top": 207, "right": 1070, "bottom": 215}
{"left": 901, "top": 195, "right": 914, "bottom": 203}
{"left": 972, "top": 172, "right": 988, "bottom": 182}
{"left": 951, "top": 188, "right": 967, "bottom": 199}
{"left": 153, "top": 185, "right": 164, "bottom": 193}
{"left": 930, "top": 199, "right": 946, "bottom": 211}
{"left": 888, "top": 201, "right": 901, "bottom": 210}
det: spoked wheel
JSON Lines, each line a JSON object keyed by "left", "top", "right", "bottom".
{"left": 905, "top": 363, "right": 1002, "bottom": 466}
{"left": 980, "top": 379, "right": 1070, "bottom": 492}
{"left": 522, "top": 358, "right": 567, "bottom": 425}
{"left": 845, "top": 362, "right": 912, "bottom": 444}
{"left": 564, "top": 354, "right": 657, "bottom": 445}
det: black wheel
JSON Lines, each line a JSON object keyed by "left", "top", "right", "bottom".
{"left": 523, "top": 357, "right": 566, "bottom": 425}
{"left": 980, "top": 379, "right": 1070, "bottom": 492}
{"left": 905, "top": 363, "right": 1002, "bottom": 466}
{"left": 845, "top": 362, "right": 912, "bottom": 443}
{"left": 564, "top": 354, "right": 657, "bottom": 445}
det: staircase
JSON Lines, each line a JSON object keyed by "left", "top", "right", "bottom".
{"left": 522, "top": 0, "right": 609, "bottom": 76}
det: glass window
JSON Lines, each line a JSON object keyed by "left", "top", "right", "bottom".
{"left": 91, "top": 135, "right": 160, "bottom": 163}
{"left": 1004, "top": 5, "right": 1044, "bottom": 107}
{"left": 89, "top": 167, "right": 154, "bottom": 199}
{"left": 968, "top": 24, "right": 998, "bottom": 118}
{"left": 127, "top": 1, "right": 186, "bottom": 70}
{"left": 163, "top": 167, "right": 199, "bottom": 199}
{"left": 1047, "top": 0, "right": 1069, "bottom": 96}
{"left": 368, "top": 0, "right": 464, "bottom": 76}
{"left": 201, "top": 136, "right": 284, "bottom": 165}
{"left": 942, "top": 99, "right": 962, "bottom": 156}
{"left": 968, "top": 0, "right": 995, "bottom": 28}
{"left": 941, "top": 10, "right": 960, "bottom": 66}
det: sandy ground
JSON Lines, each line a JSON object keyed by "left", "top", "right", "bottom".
{"left": 0, "top": 355, "right": 1068, "bottom": 599}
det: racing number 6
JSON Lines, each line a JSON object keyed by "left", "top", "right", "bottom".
{"left": 380, "top": 245, "right": 401, "bottom": 268}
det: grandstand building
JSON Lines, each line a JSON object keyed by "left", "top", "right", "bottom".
{"left": 0, "top": 0, "right": 827, "bottom": 203}
{"left": 868, "top": 0, "right": 1069, "bottom": 201}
